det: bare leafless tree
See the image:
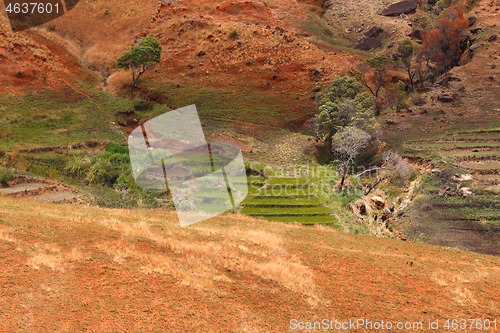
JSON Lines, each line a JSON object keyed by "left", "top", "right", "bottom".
{"left": 332, "top": 127, "right": 371, "bottom": 187}
{"left": 357, "top": 151, "right": 410, "bottom": 195}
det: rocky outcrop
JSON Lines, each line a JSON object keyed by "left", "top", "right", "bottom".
{"left": 458, "top": 187, "right": 472, "bottom": 197}
{"left": 354, "top": 38, "right": 382, "bottom": 50}
{"left": 438, "top": 93, "right": 454, "bottom": 103}
{"left": 470, "top": 44, "right": 482, "bottom": 51}
{"left": 364, "top": 26, "right": 384, "bottom": 38}
{"left": 381, "top": 0, "right": 417, "bottom": 16}
{"left": 371, "top": 196, "right": 386, "bottom": 209}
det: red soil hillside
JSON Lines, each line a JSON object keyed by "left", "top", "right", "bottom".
{"left": 0, "top": 16, "right": 95, "bottom": 95}
{"left": 0, "top": 0, "right": 362, "bottom": 128}
{"left": 0, "top": 196, "right": 499, "bottom": 331}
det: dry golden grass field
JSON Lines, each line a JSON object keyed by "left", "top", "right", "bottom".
{"left": 0, "top": 196, "right": 499, "bottom": 332}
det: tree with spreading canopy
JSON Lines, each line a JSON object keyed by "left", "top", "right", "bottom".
{"left": 117, "top": 36, "right": 162, "bottom": 98}
{"left": 316, "top": 76, "right": 379, "bottom": 149}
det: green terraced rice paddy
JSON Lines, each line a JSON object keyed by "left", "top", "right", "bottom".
{"left": 257, "top": 215, "right": 338, "bottom": 223}
{"left": 243, "top": 197, "right": 321, "bottom": 207}
{"left": 266, "top": 178, "right": 309, "bottom": 186}
{"left": 239, "top": 177, "right": 340, "bottom": 227}
{"left": 252, "top": 187, "right": 318, "bottom": 198}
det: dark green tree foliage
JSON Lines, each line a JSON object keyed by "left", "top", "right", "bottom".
{"left": 117, "top": 36, "right": 162, "bottom": 98}
{"left": 316, "top": 76, "right": 379, "bottom": 148}
{"left": 316, "top": 76, "right": 380, "bottom": 188}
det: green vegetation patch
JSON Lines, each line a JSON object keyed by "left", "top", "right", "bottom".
{"left": 0, "top": 84, "right": 173, "bottom": 151}
{"left": 257, "top": 215, "right": 338, "bottom": 224}
{"left": 243, "top": 197, "right": 321, "bottom": 207}
{"left": 265, "top": 178, "right": 310, "bottom": 186}
{"left": 144, "top": 83, "right": 314, "bottom": 130}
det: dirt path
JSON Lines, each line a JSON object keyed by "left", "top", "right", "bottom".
{"left": 0, "top": 177, "right": 80, "bottom": 204}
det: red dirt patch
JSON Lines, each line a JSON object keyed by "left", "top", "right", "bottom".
{"left": 217, "top": 1, "right": 276, "bottom": 23}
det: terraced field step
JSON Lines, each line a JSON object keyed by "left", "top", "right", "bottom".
{"left": 230, "top": 176, "right": 265, "bottom": 185}
{"left": 231, "top": 184, "right": 262, "bottom": 195}
{"left": 241, "top": 206, "right": 332, "bottom": 216}
{"left": 409, "top": 134, "right": 500, "bottom": 143}
{"left": 442, "top": 151, "right": 500, "bottom": 159}
{"left": 243, "top": 197, "right": 321, "bottom": 207}
{"left": 445, "top": 129, "right": 500, "bottom": 136}
{"left": 263, "top": 178, "right": 314, "bottom": 189}
{"left": 265, "top": 178, "right": 310, "bottom": 186}
{"left": 35, "top": 193, "right": 78, "bottom": 202}
{"left": 474, "top": 174, "right": 500, "bottom": 184}
{"left": 252, "top": 187, "right": 318, "bottom": 197}
{"left": 0, "top": 182, "right": 54, "bottom": 195}
{"left": 405, "top": 142, "right": 500, "bottom": 150}
{"left": 257, "top": 215, "right": 339, "bottom": 224}
{"left": 458, "top": 161, "right": 500, "bottom": 170}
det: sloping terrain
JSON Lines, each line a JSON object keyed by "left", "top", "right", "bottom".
{"left": 379, "top": 0, "right": 500, "bottom": 148}
{"left": 379, "top": 0, "right": 500, "bottom": 255}
{"left": 0, "top": 0, "right": 361, "bottom": 132}
{"left": 0, "top": 176, "right": 79, "bottom": 203}
{"left": 401, "top": 128, "right": 500, "bottom": 255}
{"left": 0, "top": 196, "right": 499, "bottom": 332}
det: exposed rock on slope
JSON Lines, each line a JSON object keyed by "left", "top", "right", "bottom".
{"left": 382, "top": 0, "right": 417, "bottom": 16}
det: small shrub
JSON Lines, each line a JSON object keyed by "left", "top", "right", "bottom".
{"left": 64, "top": 157, "right": 88, "bottom": 176}
{"left": 380, "top": 107, "right": 394, "bottom": 116}
{"left": 133, "top": 100, "right": 148, "bottom": 111}
{"left": 104, "top": 9, "right": 109, "bottom": 14}
{"left": 178, "top": 200, "right": 195, "bottom": 211}
{"left": 114, "top": 174, "right": 132, "bottom": 190}
{"left": 106, "top": 143, "right": 129, "bottom": 154}
{"left": 229, "top": 30, "right": 238, "bottom": 39}
{"left": 408, "top": 166, "right": 420, "bottom": 182}
{"left": 9, "top": 151, "right": 19, "bottom": 164}
{"left": 0, "top": 169, "right": 13, "bottom": 185}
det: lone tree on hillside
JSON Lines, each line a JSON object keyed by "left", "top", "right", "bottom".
{"left": 117, "top": 36, "right": 162, "bottom": 98}
{"left": 332, "top": 126, "right": 371, "bottom": 187}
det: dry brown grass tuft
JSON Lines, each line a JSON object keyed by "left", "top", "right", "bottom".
{"left": 65, "top": 247, "right": 88, "bottom": 262}
{"left": 92, "top": 217, "right": 319, "bottom": 303}
{"left": 311, "top": 224, "right": 336, "bottom": 232}
{"left": 431, "top": 270, "right": 477, "bottom": 304}
{"left": 0, "top": 228, "right": 17, "bottom": 243}
{"left": 27, "top": 253, "right": 66, "bottom": 272}
{"left": 104, "top": 70, "right": 132, "bottom": 94}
